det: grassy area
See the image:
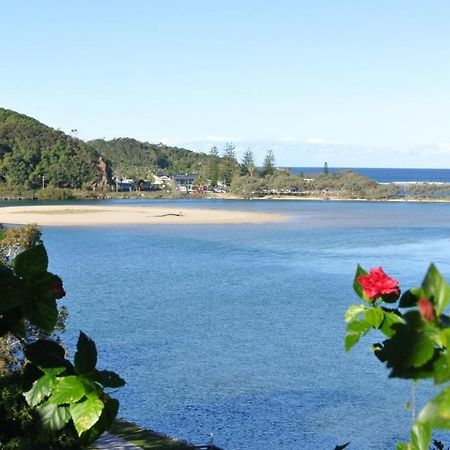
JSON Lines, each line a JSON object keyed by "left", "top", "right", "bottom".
{"left": 106, "top": 419, "right": 198, "bottom": 449}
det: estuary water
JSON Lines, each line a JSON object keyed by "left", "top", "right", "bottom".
{"left": 9, "top": 199, "right": 450, "bottom": 449}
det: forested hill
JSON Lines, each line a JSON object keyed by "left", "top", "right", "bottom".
{"left": 0, "top": 108, "right": 110, "bottom": 190}
{"left": 88, "top": 138, "right": 212, "bottom": 178}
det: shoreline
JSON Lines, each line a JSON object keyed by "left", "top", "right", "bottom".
{"left": 0, "top": 205, "right": 287, "bottom": 227}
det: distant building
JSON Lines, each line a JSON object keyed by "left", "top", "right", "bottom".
{"left": 114, "top": 177, "right": 136, "bottom": 191}
{"left": 153, "top": 173, "right": 172, "bottom": 188}
{"left": 172, "top": 174, "right": 197, "bottom": 192}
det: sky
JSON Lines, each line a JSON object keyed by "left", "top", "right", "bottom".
{"left": 2, "top": 1, "right": 450, "bottom": 167}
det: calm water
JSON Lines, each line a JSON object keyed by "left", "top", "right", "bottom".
{"left": 5, "top": 199, "right": 450, "bottom": 449}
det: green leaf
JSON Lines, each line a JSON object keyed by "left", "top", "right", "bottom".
{"left": 24, "top": 367, "right": 65, "bottom": 407}
{"left": 33, "top": 272, "right": 65, "bottom": 300}
{"left": 365, "top": 307, "right": 384, "bottom": 328}
{"left": 406, "top": 334, "right": 435, "bottom": 368}
{"left": 74, "top": 331, "right": 97, "bottom": 374}
{"left": 49, "top": 375, "right": 86, "bottom": 405}
{"left": 22, "top": 297, "right": 58, "bottom": 334}
{"left": 410, "top": 421, "right": 432, "bottom": 450}
{"left": 380, "top": 310, "right": 404, "bottom": 337}
{"left": 0, "top": 266, "right": 25, "bottom": 312}
{"left": 353, "top": 264, "right": 368, "bottom": 300}
{"left": 345, "top": 332, "right": 361, "bottom": 351}
{"left": 432, "top": 352, "right": 450, "bottom": 385}
{"left": 69, "top": 394, "right": 104, "bottom": 436}
{"left": 347, "top": 319, "right": 371, "bottom": 334}
{"left": 399, "top": 290, "right": 420, "bottom": 308}
{"left": 422, "top": 264, "right": 450, "bottom": 316}
{"left": 396, "top": 444, "right": 410, "bottom": 450}
{"left": 25, "top": 339, "right": 66, "bottom": 368}
{"left": 93, "top": 370, "right": 125, "bottom": 388}
{"left": 0, "top": 307, "right": 23, "bottom": 337}
{"left": 13, "top": 244, "right": 48, "bottom": 279}
{"left": 344, "top": 304, "right": 367, "bottom": 323}
{"left": 418, "top": 385, "right": 450, "bottom": 429}
{"left": 375, "top": 319, "right": 437, "bottom": 377}
{"left": 36, "top": 402, "right": 71, "bottom": 431}
{"left": 79, "top": 397, "right": 119, "bottom": 446}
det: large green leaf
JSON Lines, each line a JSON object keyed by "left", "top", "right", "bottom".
{"left": 410, "top": 421, "right": 432, "bottom": 450}
{"left": 345, "top": 332, "right": 361, "bottom": 352}
{"left": 79, "top": 397, "right": 119, "bottom": 446}
{"left": 50, "top": 375, "right": 86, "bottom": 404}
{"left": 375, "top": 320, "right": 436, "bottom": 376}
{"left": 36, "top": 402, "right": 71, "bottom": 431}
{"left": 13, "top": 244, "right": 48, "bottom": 279}
{"left": 0, "top": 307, "right": 23, "bottom": 337}
{"left": 0, "top": 265, "right": 24, "bottom": 312}
{"left": 25, "top": 339, "right": 66, "bottom": 367}
{"left": 399, "top": 289, "right": 420, "bottom": 308}
{"left": 93, "top": 370, "right": 125, "bottom": 388}
{"left": 365, "top": 307, "right": 384, "bottom": 328}
{"left": 33, "top": 272, "right": 65, "bottom": 299}
{"left": 24, "top": 367, "right": 65, "bottom": 407}
{"left": 380, "top": 310, "right": 403, "bottom": 337}
{"left": 22, "top": 296, "right": 58, "bottom": 334}
{"left": 344, "top": 304, "right": 367, "bottom": 323}
{"left": 432, "top": 352, "right": 450, "bottom": 385}
{"left": 74, "top": 331, "right": 97, "bottom": 374}
{"left": 353, "top": 264, "right": 368, "bottom": 301}
{"left": 345, "top": 319, "right": 371, "bottom": 351}
{"left": 69, "top": 394, "right": 104, "bottom": 436}
{"left": 347, "top": 319, "right": 371, "bottom": 334}
{"left": 417, "top": 385, "right": 450, "bottom": 429}
{"left": 422, "top": 264, "right": 450, "bottom": 316}
{"left": 396, "top": 443, "right": 410, "bottom": 450}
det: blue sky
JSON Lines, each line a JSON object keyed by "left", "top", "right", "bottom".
{"left": 2, "top": 1, "right": 450, "bottom": 167}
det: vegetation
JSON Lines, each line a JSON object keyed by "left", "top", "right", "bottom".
{"left": 345, "top": 265, "right": 450, "bottom": 449}
{"left": 89, "top": 138, "right": 214, "bottom": 180}
{"left": 0, "top": 224, "right": 124, "bottom": 448}
{"left": 1, "top": 108, "right": 450, "bottom": 202}
{"left": 0, "top": 108, "right": 109, "bottom": 190}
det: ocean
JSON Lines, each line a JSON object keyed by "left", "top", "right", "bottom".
{"left": 20, "top": 198, "right": 450, "bottom": 450}
{"left": 289, "top": 167, "right": 450, "bottom": 183}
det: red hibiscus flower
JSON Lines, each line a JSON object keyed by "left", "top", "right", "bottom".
{"left": 418, "top": 298, "right": 436, "bottom": 322}
{"left": 357, "top": 267, "right": 399, "bottom": 301}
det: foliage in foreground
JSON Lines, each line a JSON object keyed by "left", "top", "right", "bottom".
{"left": 0, "top": 228, "right": 125, "bottom": 448}
{"left": 345, "top": 264, "right": 450, "bottom": 449}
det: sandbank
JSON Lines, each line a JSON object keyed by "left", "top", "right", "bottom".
{"left": 0, "top": 205, "right": 286, "bottom": 227}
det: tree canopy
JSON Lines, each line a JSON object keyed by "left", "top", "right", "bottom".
{"left": 0, "top": 108, "right": 107, "bottom": 189}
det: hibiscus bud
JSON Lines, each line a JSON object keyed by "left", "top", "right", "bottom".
{"left": 418, "top": 298, "right": 436, "bottom": 322}
{"left": 48, "top": 281, "right": 66, "bottom": 299}
{"left": 357, "top": 267, "right": 399, "bottom": 301}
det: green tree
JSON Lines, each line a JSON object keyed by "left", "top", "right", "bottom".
{"left": 241, "top": 149, "right": 256, "bottom": 177}
{"left": 263, "top": 150, "right": 276, "bottom": 176}
{"left": 221, "top": 142, "right": 239, "bottom": 186}
{"left": 208, "top": 146, "right": 219, "bottom": 188}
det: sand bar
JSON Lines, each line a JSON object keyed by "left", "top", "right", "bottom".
{"left": 0, "top": 205, "right": 286, "bottom": 226}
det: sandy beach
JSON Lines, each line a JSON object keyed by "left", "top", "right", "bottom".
{"left": 0, "top": 205, "right": 286, "bottom": 226}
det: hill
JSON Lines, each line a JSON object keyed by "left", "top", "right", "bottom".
{"left": 88, "top": 138, "right": 212, "bottom": 179}
{"left": 0, "top": 108, "right": 110, "bottom": 190}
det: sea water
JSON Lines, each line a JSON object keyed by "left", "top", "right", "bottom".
{"left": 18, "top": 199, "right": 450, "bottom": 449}
{"left": 290, "top": 167, "right": 450, "bottom": 183}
